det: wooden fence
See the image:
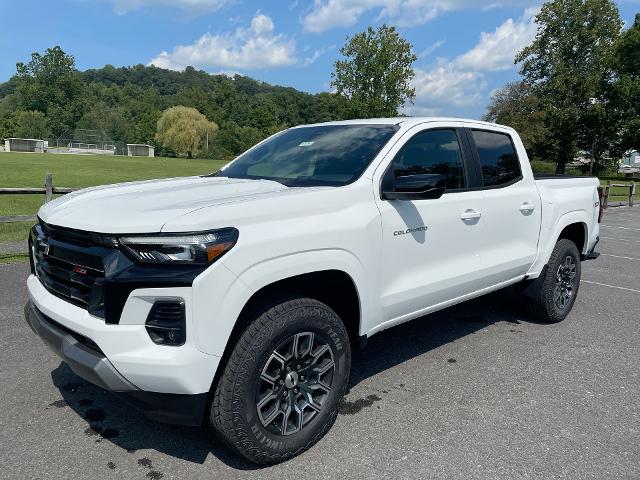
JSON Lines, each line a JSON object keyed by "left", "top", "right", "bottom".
{"left": 603, "top": 181, "right": 636, "bottom": 208}
{"left": 1, "top": 175, "right": 637, "bottom": 224}
{"left": 0, "top": 173, "right": 77, "bottom": 223}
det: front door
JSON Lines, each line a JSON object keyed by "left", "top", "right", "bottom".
{"left": 374, "top": 124, "right": 537, "bottom": 326}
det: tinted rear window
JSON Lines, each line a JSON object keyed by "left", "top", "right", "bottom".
{"left": 471, "top": 130, "right": 521, "bottom": 187}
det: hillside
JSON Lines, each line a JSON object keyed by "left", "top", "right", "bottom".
{"left": 0, "top": 49, "right": 350, "bottom": 158}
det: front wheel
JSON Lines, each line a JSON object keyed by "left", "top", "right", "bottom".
{"left": 210, "top": 297, "right": 351, "bottom": 464}
{"left": 524, "top": 238, "right": 582, "bottom": 323}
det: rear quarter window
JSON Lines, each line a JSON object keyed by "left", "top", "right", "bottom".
{"left": 471, "top": 130, "right": 521, "bottom": 188}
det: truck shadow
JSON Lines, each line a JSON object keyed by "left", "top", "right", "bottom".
{"left": 51, "top": 289, "right": 530, "bottom": 471}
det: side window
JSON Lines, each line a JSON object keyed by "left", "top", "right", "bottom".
{"left": 471, "top": 130, "right": 521, "bottom": 187}
{"left": 391, "top": 129, "right": 466, "bottom": 190}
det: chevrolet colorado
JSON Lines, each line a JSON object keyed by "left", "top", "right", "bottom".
{"left": 25, "top": 118, "right": 601, "bottom": 464}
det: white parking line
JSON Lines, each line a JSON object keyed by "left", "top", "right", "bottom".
{"left": 601, "top": 225, "right": 640, "bottom": 232}
{"left": 582, "top": 280, "right": 640, "bottom": 294}
{"left": 601, "top": 236, "right": 640, "bottom": 244}
{"left": 600, "top": 253, "right": 640, "bottom": 261}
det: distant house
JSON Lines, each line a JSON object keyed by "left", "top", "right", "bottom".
{"left": 127, "top": 144, "right": 155, "bottom": 157}
{"left": 622, "top": 150, "right": 640, "bottom": 166}
{"left": 4, "top": 138, "right": 45, "bottom": 153}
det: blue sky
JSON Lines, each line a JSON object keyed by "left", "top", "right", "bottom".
{"left": 1, "top": 0, "right": 638, "bottom": 119}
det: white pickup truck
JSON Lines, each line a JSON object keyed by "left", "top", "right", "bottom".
{"left": 25, "top": 118, "right": 602, "bottom": 463}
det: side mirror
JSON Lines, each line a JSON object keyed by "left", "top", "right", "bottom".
{"left": 382, "top": 173, "right": 446, "bottom": 200}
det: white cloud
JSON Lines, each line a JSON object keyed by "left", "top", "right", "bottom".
{"left": 109, "top": 0, "right": 230, "bottom": 15}
{"left": 405, "top": 8, "right": 538, "bottom": 117}
{"left": 411, "top": 62, "right": 486, "bottom": 109}
{"left": 418, "top": 40, "right": 445, "bottom": 59}
{"left": 303, "top": 0, "right": 540, "bottom": 32}
{"left": 149, "top": 13, "right": 296, "bottom": 71}
{"left": 303, "top": 0, "right": 378, "bottom": 33}
{"left": 455, "top": 7, "right": 538, "bottom": 71}
{"left": 302, "top": 45, "right": 334, "bottom": 66}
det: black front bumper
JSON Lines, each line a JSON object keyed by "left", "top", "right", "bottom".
{"left": 25, "top": 301, "right": 208, "bottom": 426}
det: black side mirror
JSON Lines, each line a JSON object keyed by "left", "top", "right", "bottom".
{"left": 382, "top": 173, "right": 446, "bottom": 200}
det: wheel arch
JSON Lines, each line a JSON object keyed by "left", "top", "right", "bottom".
{"left": 527, "top": 210, "right": 591, "bottom": 278}
{"left": 202, "top": 247, "right": 369, "bottom": 387}
{"left": 557, "top": 221, "right": 587, "bottom": 255}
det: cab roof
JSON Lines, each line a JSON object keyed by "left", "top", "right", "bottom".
{"left": 295, "top": 117, "right": 508, "bottom": 130}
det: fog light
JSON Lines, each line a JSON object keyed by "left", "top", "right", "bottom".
{"left": 145, "top": 300, "right": 186, "bottom": 346}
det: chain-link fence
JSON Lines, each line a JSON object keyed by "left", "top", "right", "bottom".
{"left": 46, "top": 129, "right": 127, "bottom": 156}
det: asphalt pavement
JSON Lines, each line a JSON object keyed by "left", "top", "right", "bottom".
{"left": 1, "top": 208, "right": 639, "bottom": 479}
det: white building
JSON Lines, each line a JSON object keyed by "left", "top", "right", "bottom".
{"left": 622, "top": 150, "right": 640, "bottom": 166}
{"left": 5, "top": 138, "right": 45, "bottom": 153}
{"left": 127, "top": 144, "right": 155, "bottom": 157}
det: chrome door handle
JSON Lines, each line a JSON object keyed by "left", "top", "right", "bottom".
{"left": 460, "top": 209, "right": 482, "bottom": 220}
{"left": 519, "top": 202, "right": 536, "bottom": 213}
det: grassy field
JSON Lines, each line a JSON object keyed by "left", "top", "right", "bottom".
{"left": 0, "top": 152, "right": 228, "bottom": 242}
{"left": 602, "top": 179, "right": 640, "bottom": 202}
{"left": 1, "top": 152, "right": 638, "bottom": 243}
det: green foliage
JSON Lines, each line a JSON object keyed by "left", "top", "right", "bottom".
{"left": 156, "top": 106, "right": 218, "bottom": 158}
{"left": 515, "top": 0, "right": 623, "bottom": 173}
{"left": 332, "top": 25, "right": 416, "bottom": 117}
{"left": 15, "top": 46, "right": 83, "bottom": 136}
{"left": 482, "top": 82, "right": 551, "bottom": 161}
{"left": 610, "top": 14, "right": 640, "bottom": 153}
{"left": 211, "top": 121, "right": 265, "bottom": 158}
{"left": 9, "top": 110, "right": 48, "bottom": 139}
{"left": 0, "top": 47, "right": 355, "bottom": 158}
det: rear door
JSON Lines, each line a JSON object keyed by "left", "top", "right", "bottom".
{"left": 462, "top": 127, "right": 541, "bottom": 279}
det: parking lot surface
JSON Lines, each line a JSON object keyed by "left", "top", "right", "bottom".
{"left": 1, "top": 208, "right": 639, "bottom": 479}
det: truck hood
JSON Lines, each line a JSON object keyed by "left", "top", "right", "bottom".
{"left": 38, "top": 176, "right": 290, "bottom": 233}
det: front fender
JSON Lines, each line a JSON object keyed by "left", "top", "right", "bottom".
{"left": 190, "top": 249, "right": 372, "bottom": 357}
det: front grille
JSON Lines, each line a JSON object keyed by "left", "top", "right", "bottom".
{"left": 31, "top": 222, "right": 106, "bottom": 316}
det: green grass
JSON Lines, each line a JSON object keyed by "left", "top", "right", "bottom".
{"left": 0, "top": 252, "right": 29, "bottom": 265}
{"left": 0, "top": 151, "right": 229, "bottom": 242}
{"left": 600, "top": 179, "right": 640, "bottom": 202}
{"left": 0, "top": 222, "right": 33, "bottom": 243}
{"left": 0, "top": 151, "right": 228, "bottom": 216}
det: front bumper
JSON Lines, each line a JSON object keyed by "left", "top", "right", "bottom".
{"left": 25, "top": 300, "right": 135, "bottom": 392}
{"left": 25, "top": 300, "right": 208, "bottom": 425}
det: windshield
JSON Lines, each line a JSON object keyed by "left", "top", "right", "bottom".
{"left": 214, "top": 124, "right": 399, "bottom": 187}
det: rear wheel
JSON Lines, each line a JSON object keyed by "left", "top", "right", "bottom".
{"left": 524, "top": 238, "right": 582, "bottom": 323}
{"left": 210, "top": 297, "right": 351, "bottom": 464}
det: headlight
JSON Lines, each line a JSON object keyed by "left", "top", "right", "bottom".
{"left": 119, "top": 228, "right": 238, "bottom": 265}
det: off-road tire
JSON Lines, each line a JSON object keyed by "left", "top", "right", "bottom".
{"left": 524, "top": 239, "right": 581, "bottom": 323}
{"left": 210, "top": 297, "right": 351, "bottom": 464}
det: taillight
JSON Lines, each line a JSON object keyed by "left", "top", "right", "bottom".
{"left": 597, "top": 186, "right": 605, "bottom": 223}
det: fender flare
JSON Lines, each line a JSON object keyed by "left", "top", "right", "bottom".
{"left": 527, "top": 210, "right": 590, "bottom": 278}
{"left": 192, "top": 249, "right": 370, "bottom": 357}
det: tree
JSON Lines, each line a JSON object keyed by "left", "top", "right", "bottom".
{"left": 610, "top": 14, "right": 640, "bottom": 154}
{"left": 1, "top": 49, "right": 354, "bottom": 157}
{"left": 483, "top": 82, "right": 551, "bottom": 161}
{"left": 15, "top": 46, "right": 83, "bottom": 136}
{"left": 155, "top": 106, "right": 218, "bottom": 158}
{"left": 332, "top": 25, "right": 416, "bottom": 118}
{"left": 515, "top": 0, "right": 623, "bottom": 173}
{"left": 11, "top": 110, "right": 48, "bottom": 138}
